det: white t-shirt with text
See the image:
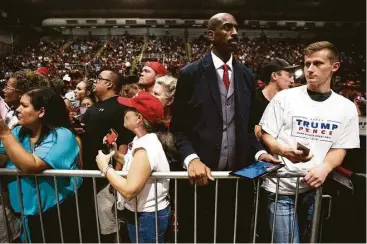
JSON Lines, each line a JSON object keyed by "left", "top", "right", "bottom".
{"left": 260, "top": 85, "right": 360, "bottom": 194}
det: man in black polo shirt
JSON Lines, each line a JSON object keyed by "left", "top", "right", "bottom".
{"left": 81, "top": 70, "right": 134, "bottom": 171}
{"left": 78, "top": 70, "right": 134, "bottom": 243}
{"left": 251, "top": 58, "right": 299, "bottom": 139}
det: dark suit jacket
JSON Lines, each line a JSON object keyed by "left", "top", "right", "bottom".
{"left": 170, "top": 52, "right": 264, "bottom": 171}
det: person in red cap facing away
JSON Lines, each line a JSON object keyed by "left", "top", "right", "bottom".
{"left": 138, "top": 61, "right": 168, "bottom": 93}
{"left": 35, "top": 67, "right": 49, "bottom": 76}
{"left": 96, "top": 91, "right": 174, "bottom": 243}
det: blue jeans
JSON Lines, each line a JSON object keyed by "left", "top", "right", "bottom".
{"left": 124, "top": 206, "right": 171, "bottom": 243}
{"left": 265, "top": 190, "right": 315, "bottom": 243}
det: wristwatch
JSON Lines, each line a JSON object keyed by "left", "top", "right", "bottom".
{"left": 101, "top": 164, "right": 113, "bottom": 177}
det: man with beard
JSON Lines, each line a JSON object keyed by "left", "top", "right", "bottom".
{"left": 170, "top": 13, "right": 279, "bottom": 243}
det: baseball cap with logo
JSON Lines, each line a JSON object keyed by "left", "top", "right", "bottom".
{"left": 261, "top": 58, "right": 301, "bottom": 83}
{"left": 144, "top": 61, "right": 168, "bottom": 77}
{"left": 117, "top": 91, "right": 164, "bottom": 125}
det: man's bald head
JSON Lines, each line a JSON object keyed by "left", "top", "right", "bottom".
{"left": 207, "top": 13, "right": 238, "bottom": 54}
{"left": 104, "top": 70, "right": 123, "bottom": 94}
{"left": 104, "top": 70, "right": 119, "bottom": 83}
{"left": 208, "top": 13, "right": 236, "bottom": 31}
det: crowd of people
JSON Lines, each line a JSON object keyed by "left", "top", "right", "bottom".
{"left": 98, "top": 36, "right": 145, "bottom": 76}
{"left": 1, "top": 33, "right": 365, "bottom": 111}
{"left": 0, "top": 64, "right": 178, "bottom": 243}
{"left": 145, "top": 35, "right": 186, "bottom": 61}
{"left": 142, "top": 35, "right": 187, "bottom": 77}
{"left": 189, "top": 35, "right": 365, "bottom": 88}
{"left": 0, "top": 13, "right": 365, "bottom": 243}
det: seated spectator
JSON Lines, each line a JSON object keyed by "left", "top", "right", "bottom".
{"left": 0, "top": 88, "right": 82, "bottom": 243}
{"left": 96, "top": 91, "right": 173, "bottom": 243}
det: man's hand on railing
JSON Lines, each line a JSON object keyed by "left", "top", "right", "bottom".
{"left": 279, "top": 146, "right": 313, "bottom": 163}
{"left": 188, "top": 159, "right": 214, "bottom": 186}
{"left": 303, "top": 164, "right": 332, "bottom": 188}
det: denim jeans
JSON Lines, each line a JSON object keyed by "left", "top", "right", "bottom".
{"left": 123, "top": 206, "right": 171, "bottom": 243}
{"left": 265, "top": 190, "right": 315, "bottom": 243}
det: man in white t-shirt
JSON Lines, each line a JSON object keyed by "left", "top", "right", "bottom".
{"left": 259, "top": 41, "right": 360, "bottom": 243}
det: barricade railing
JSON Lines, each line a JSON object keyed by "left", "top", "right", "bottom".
{"left": 0, "top": 169, "right": 323, "bottom": 243}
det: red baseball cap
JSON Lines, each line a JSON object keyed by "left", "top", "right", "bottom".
{"left": 144, "top": 61, "right": 168, "bottom": 76}
{"left": 36, "top": 67, "right": 49, "bottom": 76}
{"left": 118, "top": 91, "right": 164, "bottom": 125}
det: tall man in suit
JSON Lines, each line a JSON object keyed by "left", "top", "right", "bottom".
{"left": 170, "top": 13, "right": 279, "bottom": 243}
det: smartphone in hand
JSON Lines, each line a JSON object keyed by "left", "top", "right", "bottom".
{"left": 104, "top": 128, "right": 119, "bottom": 145}
{"left": 297, "top": 142, "right": 310, "bottom": 156}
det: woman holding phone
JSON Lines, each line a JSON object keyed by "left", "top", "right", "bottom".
{"left": 96, "top": 91, "right": 174, "bottom": 243}
{"left": 0, "top": 88, "right": 82, "bottom": 242}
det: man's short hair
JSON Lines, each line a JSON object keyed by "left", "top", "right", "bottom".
{"left": 304, "top": 41, "right": 339, "bottom": 63}
{"left": 11, "top": 70, "right": 49, "bottom": 94}
{"left": 109, "top": 71, "right": 123, "bottom": 94}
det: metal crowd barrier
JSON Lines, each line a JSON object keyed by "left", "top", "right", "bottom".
{"left": 0, "top": 169, "right": 323, "bottom": 243}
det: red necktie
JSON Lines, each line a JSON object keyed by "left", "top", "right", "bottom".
{"left": 222, "top": 64, "right": 230, "bottom": 90}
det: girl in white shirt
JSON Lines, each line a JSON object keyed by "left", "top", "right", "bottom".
{"left": 96, "top": 91, "right": 173, "bottom": 243}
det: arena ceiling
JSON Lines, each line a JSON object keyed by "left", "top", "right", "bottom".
{"left": 1, "top": 0, "right": 366, "bottom": 26}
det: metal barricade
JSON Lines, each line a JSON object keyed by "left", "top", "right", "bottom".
{"left": 251, "top": 173, "right": 323, "bottom": 243}
{"left": 0, "top": 169, "right": 323, "bottom": 243}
